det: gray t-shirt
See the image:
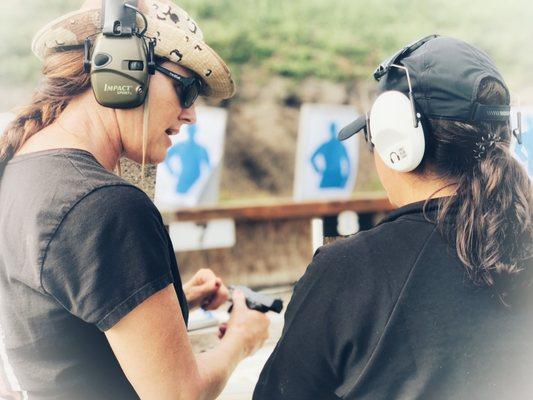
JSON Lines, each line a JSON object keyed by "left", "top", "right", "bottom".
{"left": 0, "top": 149, "right": 188, "bottom": 399}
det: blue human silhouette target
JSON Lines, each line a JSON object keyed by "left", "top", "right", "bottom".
{"left": 155, "top": 107, "right": 228, "bottom": 209}
{"left": 165, "top": 124, "right": 211, "bottom": 194}
{"left": 294, "top": 104, "right": 359, "bottom": 200}
{"left": 310, "top": 122, "right": 350, "bottom": 189}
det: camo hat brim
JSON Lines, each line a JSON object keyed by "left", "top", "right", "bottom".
{"left": 31, "top": 0, "right": 235, "bottom": 99}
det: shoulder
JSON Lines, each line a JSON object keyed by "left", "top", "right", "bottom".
{"left": 320, "top": 215, "right": 436, "bottom": 261}
{"left": 63, "top": 184, "right": 163, "bottom": 232}
{"left": 307, "top": 216, "right": 440, "bottom": 292}
{"left": 46, "top": 151, "right": 160, "bottom": 225}
{"left": 59, "top": 150, "right": 131, "bottom": 189}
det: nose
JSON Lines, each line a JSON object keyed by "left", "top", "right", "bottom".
{"left": 179, "top": 104, "right": 197, "bottom": 125}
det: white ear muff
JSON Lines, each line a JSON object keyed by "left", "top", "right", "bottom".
{"left": 369, "top": 91, "right": 425, "bottom": 172}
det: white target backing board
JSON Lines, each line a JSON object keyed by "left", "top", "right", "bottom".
{"left": 294, "top": 104, "right": 360, "bottom": 200}
{"left": 155, "top": 106, "right": 227, "bottom": 210}
{"left": 511, "top": 108, "right": 533, "bottom": 177}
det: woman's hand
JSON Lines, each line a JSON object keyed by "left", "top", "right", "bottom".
{"left": 183, "top": 268, "right": 229, "bottom": 310}
{"left": 219, "top": 290, "right": 270, "bottom": 357}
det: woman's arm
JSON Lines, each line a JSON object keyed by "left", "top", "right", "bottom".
{"left": 105, "top": 285, "right": 268, "bottom": 400}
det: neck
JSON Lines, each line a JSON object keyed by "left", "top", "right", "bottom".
{"left": 392, "top": 174, "right": 457, "bottom": 207}
{"left": 57, "top": 92, "right": 124, "bottom": 171}
{"left": 20, "top": 91, "right": 124, "bottom": 171}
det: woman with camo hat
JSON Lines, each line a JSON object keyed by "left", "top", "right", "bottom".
{"left": 0, "top": 1, "right": 269, "bottom": 399}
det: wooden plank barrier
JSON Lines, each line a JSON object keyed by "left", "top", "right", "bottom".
{"left": 161, "top": 194, "right": 394, "bottom": 288}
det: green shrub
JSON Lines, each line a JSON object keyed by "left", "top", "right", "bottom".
{"left": 1, "top": 0, "right": 531, "bottom": 86}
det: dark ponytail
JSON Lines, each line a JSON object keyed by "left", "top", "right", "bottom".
{"left": 0, "top": 50, "right": 91, "bottom": 181}
{"left": 423, "top": 78, "right": 532, "bottom": 292}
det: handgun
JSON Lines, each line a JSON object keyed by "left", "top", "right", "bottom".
{"left": 229, "top": 285, "right": 284, "bottom": 314}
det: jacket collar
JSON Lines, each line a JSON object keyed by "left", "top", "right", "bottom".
{"left": 378, "top": 196, "right": 455, "bottom": 226}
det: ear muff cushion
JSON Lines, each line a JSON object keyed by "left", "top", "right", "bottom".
{"left": 369, "top": 91, "right": 425, "bottom": 172}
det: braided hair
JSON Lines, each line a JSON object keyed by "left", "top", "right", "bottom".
{"left": 0, "top": 50, "right": 91, "bottom": 181}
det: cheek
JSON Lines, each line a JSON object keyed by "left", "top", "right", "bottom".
{"left": 374, "top": 153, "right": 392, "bottom": 189}
{"left": 147, "top": 92, "right": 179, "bottom": 138}
{"left": 373, "top": 152, "right": 386, "bottom": 180}
{"left": 150, "top": 75, "right": 180, "bottom": 112}
{"left": 374, "top": 152, "right": 403, "bottom": 204}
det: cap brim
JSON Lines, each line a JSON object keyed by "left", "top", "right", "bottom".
{"left": 338, "top": 115, "right": 367, "bottom": 141}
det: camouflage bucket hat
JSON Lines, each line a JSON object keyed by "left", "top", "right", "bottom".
{"left": 31, "top": 0, "right": 236, "bottom": 99}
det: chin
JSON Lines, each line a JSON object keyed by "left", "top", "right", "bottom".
{"left": 150, "top": 153, "right": 167, "bottom": 164}
{"left": 123, "top": 146, "right": 167, "bottom": 165}
{"left": 141, "top": 136, "right": 172, "bottom": 164}
{"left": 150, "top": 144, "right": 171, "bottom": 164}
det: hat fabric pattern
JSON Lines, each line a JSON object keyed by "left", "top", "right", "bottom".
{"left": 32, "top": 0, "right": 235, "bottom": 99}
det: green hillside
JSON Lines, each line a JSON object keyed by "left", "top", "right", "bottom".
{"left": 1, "top": 0, "right": 532, "bottom": 90}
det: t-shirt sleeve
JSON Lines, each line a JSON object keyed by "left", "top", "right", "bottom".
{"left": 41, "top": 185, "right": 176, "bottom": 331}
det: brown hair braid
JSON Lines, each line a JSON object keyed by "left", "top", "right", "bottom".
{"left": 0, "top": 50, "right": 91, "bottom": 180}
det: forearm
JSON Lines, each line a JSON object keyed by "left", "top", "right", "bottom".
{"left": 194, "top": 333, "right": 247, "bottom": 400}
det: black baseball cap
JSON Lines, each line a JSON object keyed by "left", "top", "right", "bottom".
{"left": 338, "top": 34, "right": 511, "bottom": 141}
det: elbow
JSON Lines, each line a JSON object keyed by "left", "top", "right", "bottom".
{"left": 179, "top": 377, "right": 211, "bottom": 400}
{"left": 180, "top": 389, "right": 204, "bottom": 400}
{"left": 136, "top": 377, "right": 206, "bottom": 400}
{"left": 177, "top": 379, "right": 205, "bottom": 400}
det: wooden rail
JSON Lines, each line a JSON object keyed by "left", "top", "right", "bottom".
{"left": 161, "top": 194, "right": 394, "bottom": 287}
{"left": 161, "top": 193, "right": 394, "bottom": 223}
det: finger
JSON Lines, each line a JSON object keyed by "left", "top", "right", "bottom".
{"left": 218, "top": 282, "right": 229, "bottom": 298}
{"left": 231, "top": 290, "right": 248, "bottom": 312}
{"left": 204, "top": 295, "right": 223, "bottom": 310}
{"left": 199, "top": 268, "right": 216, "bottom": 280}
{"left": 193, "top": 268, "right": 215, "bottom": 285}
{"left": 217, "top": 323, "right": 227, "bottom": 339}
{"left": 196, "top": 275, "right": 219, "bottom": 296}
{"left": 193, "top": 280, "right": 220, "bottom": 309}
{"left": 203, "top": 285, "right": 230, "bottom": 310}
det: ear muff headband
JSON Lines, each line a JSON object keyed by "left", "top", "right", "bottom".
{"left": 85, "top": 0, "right": 155, "bottom": 109}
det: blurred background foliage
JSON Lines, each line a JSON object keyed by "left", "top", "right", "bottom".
{"left": 0, "top": 0, "right": 532, "bottom": 91}
{"left": 0, "top": 0, "right": 531, "bottom": 198}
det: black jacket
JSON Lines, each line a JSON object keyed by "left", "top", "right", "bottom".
{"left": 254, "top": 199, "right": 533, "bottom": 400}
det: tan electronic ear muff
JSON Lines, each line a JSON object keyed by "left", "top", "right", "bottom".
{"left": 369, "top": 90, "right": 426, "bottom": 172}
{"left": 82, "top": 0, "right": 156, "bottom": 182}
{"left": 84, "top": 0, "right": 156, "bottom": 109}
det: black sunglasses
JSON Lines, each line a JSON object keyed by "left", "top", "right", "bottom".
{"left": 155, "top": 64, "right": 202, "bottom": 109}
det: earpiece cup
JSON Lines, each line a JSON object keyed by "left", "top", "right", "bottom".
{"left": 90, "top": 34, "right": 150, "bottom": 109}
{"left": 369, "top": 91, "right": 425, "bottom": 172}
